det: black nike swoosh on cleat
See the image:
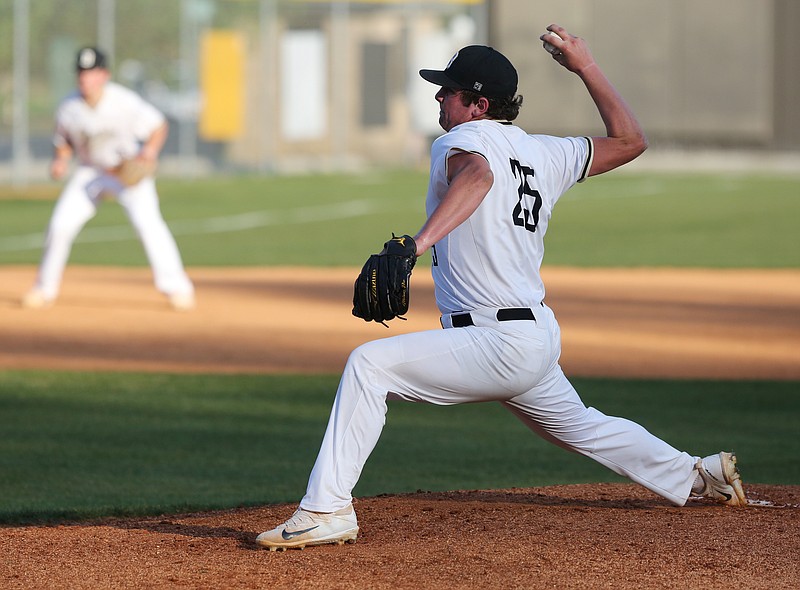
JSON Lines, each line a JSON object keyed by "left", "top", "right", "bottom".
{"left": 281, "top": 525, "right": 320, "bottom": 540}
{"left": 720, "top": 492, "right": 732, "bottom": 502}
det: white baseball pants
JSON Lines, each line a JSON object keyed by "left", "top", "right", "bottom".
{"left": 301, "top": 303, "right": 698, "bottom": 512}
{"left": 33, "top": 166, "right": 194, "bottom": 300}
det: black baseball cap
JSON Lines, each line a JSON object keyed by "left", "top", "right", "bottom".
{"left": 419, "top": 45, "right": 518, "bottom": 98}
{"left": 76, "top": 47, "right": 107, "bottom": 71}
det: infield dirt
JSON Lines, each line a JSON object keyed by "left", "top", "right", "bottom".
{"left": 1, "top": 266, "right": 798, "bottom": 589}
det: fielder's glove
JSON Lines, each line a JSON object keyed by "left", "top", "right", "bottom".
{"left": 352, "top": 234, "right": 417, "bottom": 326}
{"left": 113, "top": 157, "right": 156, "bottom": 187}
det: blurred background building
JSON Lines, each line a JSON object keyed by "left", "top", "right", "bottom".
{"left": 1, "top": 0, "right": 798, "bottom": 184}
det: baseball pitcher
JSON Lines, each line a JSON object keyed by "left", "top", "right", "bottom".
{"left": 256, "top": 24, "right": 746, "bottom": 551}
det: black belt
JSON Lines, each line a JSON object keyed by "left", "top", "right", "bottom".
{"left": 451, "top": 307, "right": 537, "bottom": 328}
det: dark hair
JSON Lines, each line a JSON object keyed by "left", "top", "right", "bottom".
{"left": 459, "top": 90, "right": 524, "bottom": 121}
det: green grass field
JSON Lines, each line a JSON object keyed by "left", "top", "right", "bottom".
{"left": 1, "top": 170, "right": 798, "bottom": 524}
{"left": 1, "top": 170, "right": 798, "bottom": 267}
{"left": 1, "top": 371, "right": 797, "bottom": 524}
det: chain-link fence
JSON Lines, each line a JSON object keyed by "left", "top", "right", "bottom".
{"left": 2, "top": 0, "right": 799, "bottom": 185}
{"left": 1, "top": 0, "right": 490, "bottom": 184}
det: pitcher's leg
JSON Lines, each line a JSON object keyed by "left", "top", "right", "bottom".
{"left": 301, "top": 326, "right": 544, "bottom": 512}
{"left": 300, "top": 343, "right": 391, "bottom": 512}
{"left": 504, "top": 366, "right": 697, "bottom": 506}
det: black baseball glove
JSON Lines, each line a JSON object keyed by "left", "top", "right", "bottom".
{"left": 352, "top": 234, "right": 417, "bottom": 326}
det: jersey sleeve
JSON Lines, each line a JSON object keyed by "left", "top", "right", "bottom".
{"left": 52, "top": 121, "right": 69, "bottom": 149}
{"left": 576, "top": 136, "right": 594, "bottom": 183}
{"left": 537, "top": 135, "right": 594, "bottom": 198}
{"left": 129, "top": 92, "right": 166, "bottom": 141}
{"left": 430, "top": 124, "right": 488, "bottom": 180}
{"left": 51, "top": 98, "right": 74, "bottom": 149}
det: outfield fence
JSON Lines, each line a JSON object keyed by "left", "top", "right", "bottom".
{"left": 2, "top": 0, "right": 799, "bottom": 186}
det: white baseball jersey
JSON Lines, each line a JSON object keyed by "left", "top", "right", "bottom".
{"left": 426, "top": 120, "right": 593, "bottom": 315}
{"left": 53, "top": 82, "right": 165, "bottom": 169}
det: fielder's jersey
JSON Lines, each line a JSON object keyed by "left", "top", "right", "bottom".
{"left": 426, "top": 120, "right": 593, "bottom": 315}
{"left": 53, "top": 82, "right": 165, "bottom": 169}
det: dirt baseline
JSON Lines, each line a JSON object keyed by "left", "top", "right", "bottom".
{"left": 1, "top": 265, "right": 799, "bottom": 379}
{"left": 1, "top": 266, "right": 799, "bottom": 589}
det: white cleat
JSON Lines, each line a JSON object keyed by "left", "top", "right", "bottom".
{"left": 256, "top": 504, "right": 359, "bottom": 551}
{"left": 168, "top": 292, "right": 195, "bottom": 311}
{"left": 22, "top": 289, "right": 54, "bottom": 309}
{"left": 695, "top": 451, "right": 747, "bottom": 507}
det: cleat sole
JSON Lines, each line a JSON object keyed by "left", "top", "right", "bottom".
{"left": 259, "top": 534, "right": 356, "bottom": 552}
{"left": 721, "top": 452, "right": 747, "bottom": 507}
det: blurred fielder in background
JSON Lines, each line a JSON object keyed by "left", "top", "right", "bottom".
{"left": 23, "top": 47, "right": 195, "bottom": 311}
{"left": 255, "top": 24, "right": 746, "bottom": 552}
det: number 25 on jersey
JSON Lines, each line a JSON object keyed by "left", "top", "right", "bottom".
{"left": 510, "top": 158, "right": 542, "bottom": 233}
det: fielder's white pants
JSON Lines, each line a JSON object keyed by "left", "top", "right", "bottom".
{"left": 301, "top": 303, "right": 698, "bottom": 512}
{"left": 33, "top": 166, "right": 194, "bottom": 300}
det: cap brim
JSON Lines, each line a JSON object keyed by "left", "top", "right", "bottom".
{"left": 419, "top": 69, "right": 464, "bottom": 90}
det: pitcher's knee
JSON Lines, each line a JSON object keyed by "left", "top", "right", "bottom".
{"left": 343, "top": 341, "right": 396, "bottom": 395}
{"left": 540, "top": 406, "right": 607, "bottom": 450}
{"left": 345, "top": 341, "right": 384, "bottom": 374}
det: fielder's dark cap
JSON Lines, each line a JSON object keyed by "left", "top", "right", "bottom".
{"left": 419, "top": 45, "right": 518, "bottom": 98}
{"left": 76, "top": 47, "right": 107, "bottom": 71}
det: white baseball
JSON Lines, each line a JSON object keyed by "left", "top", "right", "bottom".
{"left": 543, "top": 30, "right": 562, "bottom": 55}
